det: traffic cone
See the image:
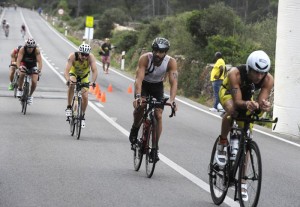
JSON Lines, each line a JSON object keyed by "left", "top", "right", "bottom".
{"left": 127, "top": 84, "right": 133, "bottom": 94}
{"left": 96, "top": 90, "right": 102, "bottom": 101}
{"left": 101, "top": 92, "right": 106, "bottom": 103}
{"left": 107, "top": 83, "right": 113, "bottom": 92}
{"left": 94, "top": 84, "right": 100, "bottom": 95}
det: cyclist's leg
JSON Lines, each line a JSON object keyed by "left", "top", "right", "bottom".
{"left": 9, "top": 65, "right": 16, "bottom": 83}
{"left": 29, "top": 73, "right": 39, "bottom": 96}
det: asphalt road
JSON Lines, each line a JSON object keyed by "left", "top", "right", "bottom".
{"left": 0, "top": 7, "right": 299, "bottom": 207}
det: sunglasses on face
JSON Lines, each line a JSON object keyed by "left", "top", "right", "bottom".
{"left": 81, "top": 53, "right": 89, "bottom": 57}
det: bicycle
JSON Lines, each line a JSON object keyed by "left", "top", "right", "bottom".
{"left": 133, "top": 96, "right": 175, "bottom": 178}
{"left": 66, "top": 77, "right": 91, "bottom": 140}
{"left": 208, "top": 113, "right": 278, "bottom": 207}
{"left": 19, "top": 66, "right": 39, "bottom": 115}
{"left": 10, "top": 64, "right": 19, "bottom": 98}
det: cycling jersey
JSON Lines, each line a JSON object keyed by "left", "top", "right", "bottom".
{"left": 144, "top": 52, "right": 171, "bottom": 83}
{"left": 219, "top": 65, "right": 267, "bottom": 114}
{"left": 69, "top": 52, "right": 90, "bottom": 84}
{"left": 21, "top": 46, "right": 37, "bottom": 68}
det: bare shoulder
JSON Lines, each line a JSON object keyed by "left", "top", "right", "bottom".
{"left": 262, "top": 73, "right": 274, "bottom": 88}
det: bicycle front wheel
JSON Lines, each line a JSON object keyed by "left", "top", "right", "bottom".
{"left": 238, "top": 141, "right": 262, "bottom": 207}
{"left": 13, "top": 74, "right": 19, "bottom": 98}
{"left": 21, "top": 82, "right": 29, "bottom": 115}
{"left": 208, "top": 137, "right": 229, "bottom": 205}
{"left": 133, "top": 124, "right": 144, "bottom": 171}
{"left": 75, "top": 97, "right": 82, "bottom": 140}
{"left": 70, "top": 97, "right": 76, "bottom": 136}
{"left": 145, "top": 118, "right": 157, "bottom": 178}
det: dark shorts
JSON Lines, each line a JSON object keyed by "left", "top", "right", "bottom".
{"left": 141, "top": 80, "right": 164, "bottom": 109}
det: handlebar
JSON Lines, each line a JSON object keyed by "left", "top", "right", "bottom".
{"left": 139, "top": 96, "right": 176, "bottom": 118}
{"left": 230, "top": 114, "right": 278, "bottom": 130}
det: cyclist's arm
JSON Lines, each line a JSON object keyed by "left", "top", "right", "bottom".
{"left": 35, "top": 48, "right": 42, "bottom": 71}
{"left": 257, "top": 73, "right": 274, "bottom": 112}
{"left": 64, "top": 53, "right": 74, "bottom": 81}
{"left": 88, "top": 54, "right": 98, "bottom": 83}
{"left": 228, "top": 67, "right": 248, "bottom": 110}
{"left": 167, "top": 57, "right": 178, "bottom": 103}
{"left": 16, "top": 47, "right": 24, "bottom": 68}
{"left": 134, "top": 54, "right": 147, "bottom": 97}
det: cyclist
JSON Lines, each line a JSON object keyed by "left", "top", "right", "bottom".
{"left": 16, "top": 38, "right": 43, "bottom": 105}
{"left": 4, "top": 22, "right": 9, "bottom": 37}
{"left": 64, "top": 43, "right": 98, "bottom": 128}
{"left": 2, "top": 19, "right": 6, "bottom": 30}
{"left": 21, "top": 23, "right": 26, "bottom": 38}
{"left": 215, "top": 50, "right": 274, "bottom": 201}
{"left": 8, "top": 45, "right": 22, "bottom": 90}
{"left": 128, "top": 37, "right": 178, "bottom": 161}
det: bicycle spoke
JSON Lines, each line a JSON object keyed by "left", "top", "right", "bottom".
{"left": 238, "top": 141, "right": 262, "bottom": 207}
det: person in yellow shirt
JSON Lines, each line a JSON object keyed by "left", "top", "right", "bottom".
{"left": 64, "top": 43, "right": 98, "bottom": 128}
{"left": 209, "top": 52, "right": 225, "bottom": 112}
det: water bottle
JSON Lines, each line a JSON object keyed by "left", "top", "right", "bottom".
{"left": 230, "top": 133, "right": 239, "bottom": 160}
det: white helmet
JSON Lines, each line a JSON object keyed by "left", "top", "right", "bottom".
{"left": 246, "top": 50, "right": 271, "bottom": 73}
{"left": 25, "top": 38, "right": 36, "bottom": 48}
{"left": 78, "top": 43, "right": 91, "bottom": 54}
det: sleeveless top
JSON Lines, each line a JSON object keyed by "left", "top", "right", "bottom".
{"left": 143, "top": 52, "right": 171, "bottom": 83}
{"left": 22, "top": 46, "right": 37, "bottom": 68}
{"left": 71, "top": 52, "right": 90, "bottom": 77}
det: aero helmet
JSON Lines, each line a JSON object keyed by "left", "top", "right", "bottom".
{"left": 25, "top": 38, "right": 36, "bottom": 48}
{"left": 246, "top": 50, "right": 271, "bottom": 73}
{"left": 78, "top": 43, "right": 91, "bottom": 54}
{"left": 151, "top": 37, "right": 170, "bottom": 52}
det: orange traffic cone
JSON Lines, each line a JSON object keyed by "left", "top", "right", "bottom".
{"left": 96, "top": 90, "right": 102, "bottom": 101}
{"left": 107, "top": 83, "right": 113, "bottom": 92}
{"left": 127, "top": 84, "right": 133, "bottom": 94}
{"left": 101, "top": 92, "right": 106, "bottom": 103}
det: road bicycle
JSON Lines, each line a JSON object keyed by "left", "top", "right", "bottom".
{"left": 10, "top": 64, "right": 19, "bottom": 98}
{"left": 67, "top": 77, "right": 90, "bottom": 140}
{"left": 133, "top": 96, "right": 175, "bottom": 178}
{"left": 208, "top": 113, "right": 278, "bottom": 207}
{"left": 19, "top": 66, "right": 39, "bottom": 115}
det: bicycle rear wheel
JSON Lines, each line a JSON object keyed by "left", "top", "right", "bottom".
{"left": 133, "top": 123, "right": 145, "bottom": 171}
{"left": 238, "top": 141, "right": 262, "bottom": 207}
{"left": 208, "top": 137, "right": 229, "bottom": 205}
{"left": 21, "top": 82, "right": 29, "bottom": 115}
{"left": 75, "top": 97, "right": 82, "bottom": 140}
{"left": 145, "top": 118, "right": 157, "bottom": 178}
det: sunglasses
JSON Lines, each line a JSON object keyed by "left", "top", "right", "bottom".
{"left": 81, "top": 53, "right": 89, "bottom": 57}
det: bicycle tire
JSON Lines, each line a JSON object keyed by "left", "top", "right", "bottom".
{"left": 75, "top": 97, "right": 82, "bottom": 140}
{"left": 70, "top": 97, "right": 76, "bottom": 136}
{"left": 208, "top": 137, "right": 229, "bottom": 205}
{"left": 145, "top": 118, "right": 157, "bottom": 178}
{"left": 133, "top": 124, "right": 144, "bottom": 171}
{"left": 21, "top": 82, "right": 29, "bottom": 115}
{"left": 13, "top": 73, "right": 19, "bottom": 98}
{"left": 238, "top": 140, "right": 262, "bottom": 207}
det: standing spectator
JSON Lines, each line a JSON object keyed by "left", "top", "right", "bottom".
{"left": 99, "top": 38, "right": 111, "bottom": 74}
{"left": 209, "top": 52, "right": 225, "bottom": 112}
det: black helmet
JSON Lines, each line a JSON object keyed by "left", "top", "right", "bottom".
{"left": 151, "top": 37, "right": 170, "bottom": 52}
{"left": 17, "top": 45, "right": 22, "bottom": 50}
{"left": 215, "top": 52, "right": 222, "bottom": 58}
